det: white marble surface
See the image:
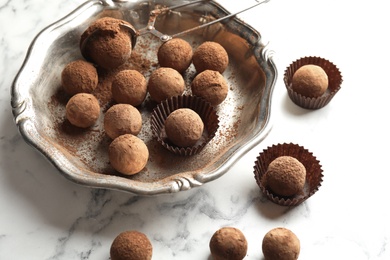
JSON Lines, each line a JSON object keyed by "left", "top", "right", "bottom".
{"left": 1, "top": 0, "right": 390, "bottom": 259}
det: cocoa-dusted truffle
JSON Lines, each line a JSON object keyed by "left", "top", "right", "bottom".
{"left": 111, "top": 70, "right": 147, "bottom": 106}
{"left": 209, "top": 227, "right": 248, "bottom": 260}
{"left": 157, "top": 38, "right": 193, "bottom": 73}
{"left": 110, "top": 230, "right": 153, "bottom": 260}
{"left": 191, "top": 70, "right": 228, "bottom": 106}
{"left": 193, "top": 41, "right": 229, "bottom": 73}
{"left": 80, "top": 17, "right": 135, "bottom": 70}
{"left": 61, "top": 59, "right": 98, "bottom": 96}
{"left": 147, "top": 67, "right": 185, "bottom": 103}
{"left": 165, "top": 108, "right": 204, "bottom": 147}
{"left": 291, "top": 64, "right": 328, "bottom": 98}
{"left": 263, "top": 156, "right": 306, "bottom": 197}
{"left": 104, "top": 104, "right": 142, "bottom": 139}
{"left": 108, "top": 134, "right": 148, "bottom": 175}
{"left": 262, "top": 227, "right": 300, "bottom": 260}
{"left": 65, "top": 93, "right": 100, "bottom": 128}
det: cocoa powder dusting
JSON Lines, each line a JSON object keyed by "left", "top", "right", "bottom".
{"left": 93, "top": 67, "right": 116, "bottom": 110}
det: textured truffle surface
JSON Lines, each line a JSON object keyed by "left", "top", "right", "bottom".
{"left": 263, "top": 156, "right": 306, "bottom": 197}
{"left": 104, "top": 104, "right": 142, "bottom": 139}
{"left": 61, "top": 59, "right": 98, "bottom": 96}
{"left": 108, "top": 134, "right": 149, "bottom": 175}
{"left": 291, "top": 64, "right": 328, "bottom": 98}
{"left": 164, "top": 108, "right": 204, "bottom": 147}
{"left": 111, "top": 69, "right": 147, "bottom": 106}
{"left": 110, "top": 230, "right": 153, "bottom": 260}
{"left": 158, "top": 38, "right": 193, "bottom": 73}
{"left": 65, "top": 93, "right": 100, "bottom": 128}
{"left": 193, "top": 41, "right": 229, "bottom": 73}
{"left": 80, "top": 17, "right": 133, "bottom": 69}
{"left": 209, "top": 227, "right": 248, "bottom": 260}
{"left": 262, "top": 227, "right": 300, "bottom": 260}
{"left": 147, "top": 67, "right": 185, "bottom": 102}
{"left": 191, "top": 70, "right": 228, "bottom": 106}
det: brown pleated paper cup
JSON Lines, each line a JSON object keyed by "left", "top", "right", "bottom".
{"left": 151, "top": 95, "right": 219, "bottom": 156}
{"left": 284, "top": 56, "right": 343, "bottom": 109}
{"left": 254, "top": 143, "right": 323, "bottom": 206}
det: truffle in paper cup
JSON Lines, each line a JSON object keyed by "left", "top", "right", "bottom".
{"left": 253, "top": 143, "right": 323, "bottom": 206}
{"left": 151, "top": 95, "right": 219, "bottom": 156}
{"left": 284, "top": 56, "right": 342, "bottom": 109}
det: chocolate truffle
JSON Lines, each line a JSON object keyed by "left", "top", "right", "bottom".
{"left": 111, "top": 70, "right": 147, "bottom": 106}
{"left": 108, "top": 134, "right": 148, "bottom": 175}
{"left": 263, "top": 156, "right": 306, "bottom": 197}
{"left": 104, "top": 104, "right": 142, "bottom": 139}
{"left": 65, "top": 93, "right": 100, "bottom": 128}
{"left": 61, "top": 59, "right": 98, "bottom": 96}
{"left": 209, "top": 227, "right": 248, "bottom": 260}
{"left": 80, "top": 17, "right": 135, "bottom": 70}
{"left": 164, "top": 108, "right": 204, "bottom": 147}
{"left": 110, "top": 231, "right": 153, "bottom": 260}
{"left": 147, "top": 67, "right": 185, "bottom": 103}
{"left": 291, "top": 64, "right": 328, "bottom": 98}
{"left": 157, "top": 38, "right": 193, "bottom": 73}
{"left": 262, "top": 227, "right": 300, "bottom": 260}
{"left": 193, "top": 41, "right": 229, "bottom": 73}
{"left": 191, "top": 70, "right": 228, "bottom": 106}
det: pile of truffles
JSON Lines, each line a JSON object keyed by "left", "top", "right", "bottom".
{"left": 58, "top": 16, "right": 231, "bottom": 176}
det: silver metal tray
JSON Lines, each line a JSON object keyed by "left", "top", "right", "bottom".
{"left": 11, "top": 0, "right": 277, "bottom": 195}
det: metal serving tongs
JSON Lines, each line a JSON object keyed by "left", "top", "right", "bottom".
{"left": 81, "top": 0, "right": 270, "bottom": 58}
{"left": 122, "top": 0, "right": 270, "bottom": 46}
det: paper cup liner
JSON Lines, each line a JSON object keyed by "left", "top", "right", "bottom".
{"left": 151, "top": 95, "right": 219, "bottom": 156}
{"left": 284, "top": 56, "right": 343, "bottom": 109}
{"left": 253, "top": 143, "right": 323, "bottom": 206}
